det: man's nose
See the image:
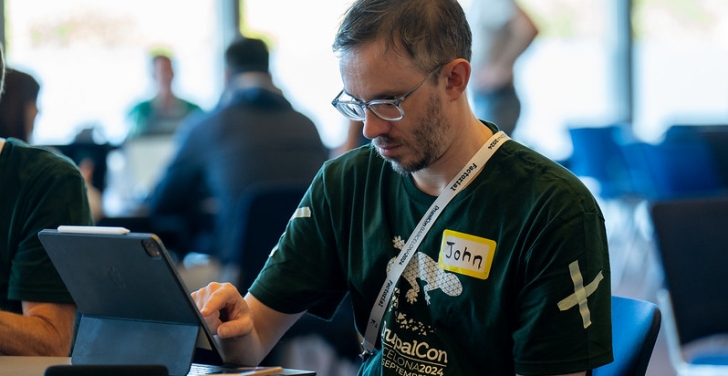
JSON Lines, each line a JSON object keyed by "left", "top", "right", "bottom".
{"left": 362, "top": 110, "right": 392, "bottom": 140}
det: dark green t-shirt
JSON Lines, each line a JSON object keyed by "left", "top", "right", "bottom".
{"left": 250, "top": 123, "right": 613, "bottom": 375}
{"left": 0, "top": 138, "right": 94, "bottom": 313}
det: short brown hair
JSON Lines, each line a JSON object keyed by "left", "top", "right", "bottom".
{"left": 332, "top": 0, "right": 472, "bottom": 74}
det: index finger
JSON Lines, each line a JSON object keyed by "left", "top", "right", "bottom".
{"left": 192, "top": 282, "right": 241, "bottom": 316}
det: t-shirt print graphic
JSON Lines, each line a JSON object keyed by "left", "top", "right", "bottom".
{"left": 387, "top": 236, "right": 463, "bottom": 305}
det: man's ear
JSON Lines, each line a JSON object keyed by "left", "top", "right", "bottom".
{"left": 443, "top": 58, "right": 471, "bottom": 100}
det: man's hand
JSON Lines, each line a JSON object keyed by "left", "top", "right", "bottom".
{"left": 192, "top": 282, "right": 253, "bottom": 338}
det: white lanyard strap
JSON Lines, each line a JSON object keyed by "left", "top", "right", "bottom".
{"left": 360, "top": 131, "right": 510, "bottom": 356}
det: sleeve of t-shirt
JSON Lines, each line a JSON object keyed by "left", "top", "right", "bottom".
{"left": 512, "top": 192, "right": 613, "bottom": 375}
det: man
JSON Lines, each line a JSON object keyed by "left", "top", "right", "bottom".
{"left": 192, "top": 1, "right": 612, "bottom": 375}
{"left": 146, "top": 37, "right": 329, "bottom": 273}
{"left": 468, "top": 0, "right": 538, "bottom": 136}
{"left": 0, "top": 47, "right": 95, "bottom": 355}
{"left": 126, "top": 54, "right": 201, "bottom": 138}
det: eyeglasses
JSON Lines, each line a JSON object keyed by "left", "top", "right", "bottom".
{"left": 331, "top": 66, "right": 441, "bottom": 122}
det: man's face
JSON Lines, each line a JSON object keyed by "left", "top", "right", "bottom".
{"left": 340, "top": 42, "right": 451, "bottom": 175}
{"left": 152, "top": 57, "right": 174, "bottom": 90}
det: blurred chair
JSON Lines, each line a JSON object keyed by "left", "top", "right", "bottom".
{"left": 650, "top": 196, "right": 728, "bottom": 375}
{"left": 567, "top": 124, "right": 636, "bottom": 200}
{"left": 665, "top": 124, "right": 728, "bottom": 188}
{"left": 629, "top": 137, "right": 726, "bottom": 201}
{"left": 45, "top": 142, "right": 115, "bottom": 194}
{"left": 702, "top": 132, "right": 728, "bottom": 188}
{"left": 567, "top": 124, "right": 650, "bottom": 289}
{"left": 231, "top": 182, "right": 309, "bottom": 293}
{"left": 592, "top": 295, "right": 661, "bottom": 376}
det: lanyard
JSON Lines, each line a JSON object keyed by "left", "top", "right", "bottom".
{"left": 360, "top": 131, "right": 510, "bottom": 358}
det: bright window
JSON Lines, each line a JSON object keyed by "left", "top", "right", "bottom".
{"left": 241, "top": 0, "right": 354, "bottom": 148}
{"left": 242, "top": 0, "right": 621, "bottom": 159}
{"left": 4, "top": 0, "right": 220, "bottom": 145}
{"left": 516, "top": 0, "right": 618, "bottom": 160}
{"left": 632, "top": 0, "right": 728, "bottom": 143}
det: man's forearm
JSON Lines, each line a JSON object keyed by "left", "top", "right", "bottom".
{"left": 215, "top": 330, "right": 269, "bottom": 366}
{"left": 0, "top": 303, "right": 76, "bottom": 356}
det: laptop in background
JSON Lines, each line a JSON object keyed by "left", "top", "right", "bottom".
{"left": 121, "top": 135, "right": 177, "bottom": 198}
{"left": 38, "top": 226, "right": 314, "bottom": 376}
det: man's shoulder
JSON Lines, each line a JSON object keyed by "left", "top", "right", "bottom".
{"left": 128, "top": 99, "right": 153, "bottom": 114}
{"left": 500, "top": 140, "right": 569, "bottom": 174}
{"left": 180, "top": 98, "right": 201, "bottom": 111}
{"left": 4, "top": 141, "right": 85, "bottom": 197}
{"left": 495, "top": 140, "right": 600, "bottom": 206}
{"left": 6, "top": 139, "right": 77, "bottom": 169}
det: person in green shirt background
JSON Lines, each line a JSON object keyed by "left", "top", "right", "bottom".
{"left": 126, "top": 53, "right": 201, "bottom": 139}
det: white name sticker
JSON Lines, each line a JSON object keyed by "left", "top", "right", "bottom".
{"left": 438, "top": 229, "right": 496, "bottom": 280}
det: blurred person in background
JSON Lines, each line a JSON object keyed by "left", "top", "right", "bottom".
{"left": 145, "top": 37, "right": 355, "bottom": 374}
{"left": 146, "top": 37, "right": 329, "bottom": 272}
{"left": 126, "top": 53, "right": 201, "bottom": 139}
{"left": 0, "top": 68, "right": 103, "bottom": 221}
{"left": 468, "top": 0, "right": 538, "bottom": 136}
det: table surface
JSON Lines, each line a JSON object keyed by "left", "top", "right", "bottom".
{"left": 0, "top": 357, "right": 70, "bottom": 376}
{"left": 0, "top": 357, "right": 314, "bottom": 376}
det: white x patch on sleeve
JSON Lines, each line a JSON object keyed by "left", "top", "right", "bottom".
{"left": 557, "top": 260, "right": 604, "bottom": 329}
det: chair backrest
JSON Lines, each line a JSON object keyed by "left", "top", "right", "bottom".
{"left": 567, "top": 125, "right": 635, "bottom": 199}
{"left": 665, "top": 124, "right": 728, "bottom": 188}
{"left": 592, "top": 296, "right": 661, "bottom": 376}
{"left": 232, "top": 182, "right": 309, "bottom": 292}
{"left": 650, "top": 196, "right": 728, "bottom": 345}
{"left": 641, "top": 142, "right": 725, "bottom": 200}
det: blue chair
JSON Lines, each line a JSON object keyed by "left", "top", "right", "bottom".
{"left": 619, "top": 125, "right": 727, "bottom": 201}
{"left": 664, "top": 125, "right": 728, "bottom": 188}
{"left": 650, "top": 196, "right": 728, "bottom": 375}
{"left": 592, "top": 296, "right": 661, "bottom": 376}
{"left": 567, "top": 125, "right": 636, "bottom": 199}
{"left": 639, "top": 141, "right": 725, "bottom": 200}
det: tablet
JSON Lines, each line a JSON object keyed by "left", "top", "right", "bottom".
{"left": 38, "top": 227, "right": 307, "bottom": 376}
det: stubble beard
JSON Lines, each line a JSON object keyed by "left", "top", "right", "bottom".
{"left": 379, "top": 93, "right": 450, "bottom": 176}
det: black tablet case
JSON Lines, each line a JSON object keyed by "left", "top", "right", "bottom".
{"left": 38, "top": 230, "right": 226, "bottom": 376}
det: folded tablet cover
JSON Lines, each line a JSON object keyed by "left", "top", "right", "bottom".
{"left": 38, "top": 230, "right": 224, "bottom": 376}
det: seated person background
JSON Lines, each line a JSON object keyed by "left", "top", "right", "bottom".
{"left": 126, "top": 53, "right": 201, "bottom": 139}
{"left": 0, "top": 48, "right": 95, "bottom": 355}
{"left": 191, "top": 0, "right": 612, "bottom": 375}
{"left": 146, "top": 37, "right": 349, "bottom": 373}
{"left": 145, "top": 37, "right": 329, "bottom": 274}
